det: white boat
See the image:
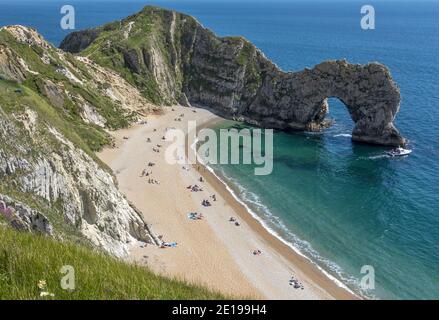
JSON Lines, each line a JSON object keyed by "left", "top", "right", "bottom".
{"left": 387, "top": 147, "right": 412, "bottom": 157}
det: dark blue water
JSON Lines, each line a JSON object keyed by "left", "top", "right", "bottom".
{"left": 1, "top": 0, "right": 438, "bottom": 299}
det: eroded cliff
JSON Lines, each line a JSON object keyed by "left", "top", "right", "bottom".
{"left": 60, "top": 6, "right": 406, "bottom": 146}
{"left": 0, "top": 26, "right": 158, "bottom": 257}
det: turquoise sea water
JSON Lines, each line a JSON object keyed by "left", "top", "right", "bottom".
{"left": 1, "top": 0, "right": 439, "bottom": 299}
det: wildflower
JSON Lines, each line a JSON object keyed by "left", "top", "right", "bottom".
{"left": 37, "top": 280, "right": 55, "bottom": 298}
{"left": 40, "top": 292, "right": 55, "bottom": 297}
{"left": 37, "top": 280, "right": 47, "bottom": 290}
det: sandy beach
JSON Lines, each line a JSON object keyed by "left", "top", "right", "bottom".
{"left": 98, "top": 105, "right": 357, "bottom": 300}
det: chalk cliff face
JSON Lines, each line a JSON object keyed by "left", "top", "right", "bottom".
{"left": 60, "top": 6, "right": 406, "bottom": 146}
{"left": 0, "top": 26, "right": 158, "bottom": 257}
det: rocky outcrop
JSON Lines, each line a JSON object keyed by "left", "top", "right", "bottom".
{"left": 191, "top": 59, "right": 404, "bottom": 146}
{"left": 0, "top": 107, "right": 158, "bottom": 257}
{"left": 0, "top": 194, "right": 53, "bottom": 234}
{"left": 59, "top": 28, "right": 102, "bottom": 53}
{"left": 61, "top": 6, "right": 406, "bottom": 146}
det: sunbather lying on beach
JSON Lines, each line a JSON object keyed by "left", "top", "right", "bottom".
{"left": 160, "top": 242, "right": 178, "bottom": 249}
{"left": 289, "top": 276, "right": 304, "bottom": 290}
{"left": 148, "top": 179, "right": 160, "bottom": 185}
{"left": 188, "top": 212, "right": 204, "bottom": 220}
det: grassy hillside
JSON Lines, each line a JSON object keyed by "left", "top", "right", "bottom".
{"left": 0, "top": 225, "right": 227, "bottom": 300}
{"left": 0, "top": 27, "right": 142, "bottom": 151}
{"left": 60, "top": 6, "right": 265, "bottom": 110}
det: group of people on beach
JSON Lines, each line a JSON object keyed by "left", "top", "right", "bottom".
{"left": 201, "top": 193, "right": 217, "bottom": 207}
{"left": 174, "top": 112, "right": 186, "bottom": 122}
{"left": 188, "top": 212, "right": 204, "bottom": 221}
{"left": 157, "top": 235, "right": 178, "bottom": 249}
{"left": 141, "top": 162, "right": 159, "bottom": 184}
{"left": 187, "top": 185, "right": 203, "bottom": 192}
{"left": 229, "top": 217, "right": 240, "bottom": 227}
{"left": 202, "top": 199, "right": 212, "bottom": 207}
{"left": 148, "top": 178, "right": 160, "bottom": 185}
{"left": 140, "top": 169, "right": 152, "bottom": 177}
{"left": 289, "top": 276, "right": 304, "bottom": 290}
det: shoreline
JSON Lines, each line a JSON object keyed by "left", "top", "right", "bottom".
{"left": 98, "top": 105, "right": 358, "bottom": 300}
{"left": 191, "top": 118, "right": 359, "bottom": 300}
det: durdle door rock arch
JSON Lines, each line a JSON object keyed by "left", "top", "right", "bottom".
{"left": 179, "top": 22, "right": 406, "bottom": 147}
{"left": 225, "top": 60, "right": 407, "bottom": 147}
{"left": 60, "top": 6, "right": 406, "bottom": 147}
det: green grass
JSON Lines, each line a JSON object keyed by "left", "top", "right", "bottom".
{"left": 1, "top": 28, "right": 135, "bottom": 148}
{"left": 0, "top": 226, "right": 228, "bottom": 300}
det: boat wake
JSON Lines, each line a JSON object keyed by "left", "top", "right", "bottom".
{"left": 333, "top": 133, "right": 352, "bottom": 138}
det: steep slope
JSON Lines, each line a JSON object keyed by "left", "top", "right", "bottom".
{"left": 0, "top": 26, "right": 158, "bottom": 257}
{"left": 0, "top": 225, "right": 227, "bottom": 299}
{"left": 60, "top": 6, "right": 406, "bottom": 146}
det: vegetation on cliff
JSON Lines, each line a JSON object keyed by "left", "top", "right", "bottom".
{"left": 0, "top": 25, "right": 157, "bottom": 257}
{"left": 61, "top": 5, "right": 405, "bottom": 146}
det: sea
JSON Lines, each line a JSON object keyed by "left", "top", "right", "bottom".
{"left": 1, "top": 0, "right": 438, "bottom": 299}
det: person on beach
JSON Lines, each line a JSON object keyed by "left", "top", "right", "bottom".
{"left": 202, "top": 200, "right": 211, "bottom": 207}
